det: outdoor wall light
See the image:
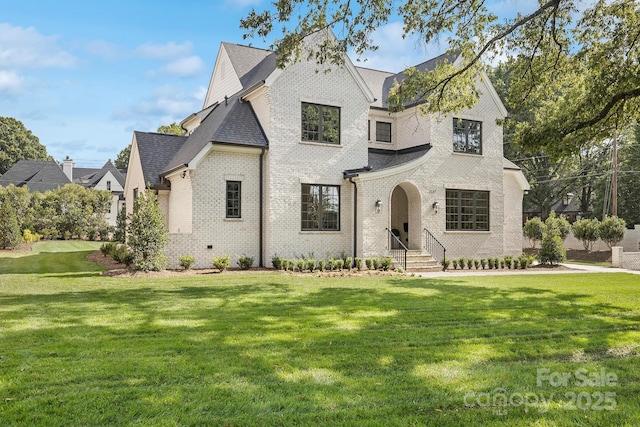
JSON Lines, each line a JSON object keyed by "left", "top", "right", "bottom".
{"left": 375, "top": 199, "right": 382, "bottom": 213}
{"left": 181, "top": 170, "right": 187, "bottom": 179}
{"left": 432, "top": 201, "right": 440, "bottom": 214}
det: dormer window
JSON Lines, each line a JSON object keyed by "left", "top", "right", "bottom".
{"left": 453, "top": 118, "right": 482, "bottom": 155}
{"left": 375, "top": 121, "right": 391, "bottom": 143}
{"left": 301, "top": 103, "right": 340, "bottom": 144}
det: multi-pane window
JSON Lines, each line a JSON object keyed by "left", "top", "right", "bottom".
{"left": 301, "top": 184, "right": 340, "bottom": 231}
{"left": 376, "top": 121, "right": 392, "bottom": 142}
{"left": 453, "top": 118, "right": 482, "bottom": 154}
{"left": 301, "top": 103, "right": 340, "bottom": 144}
{"left": 106, "top": 180, "right": 111, "bottom": 191}
{"left": 226, "top": 181, "right": 241, "bottom": 218}
{"left": 446, "top": 189, "right": 489, "bottom": 231}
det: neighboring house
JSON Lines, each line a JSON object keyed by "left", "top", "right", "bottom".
{"left": 124, "top": 31, "right": 529, "bottom": 269}
{"left": 523, "top": 193, "right": 582, "bottom": 224}
{"left": 0, "top": 157, "right": 126, "bottom": 226}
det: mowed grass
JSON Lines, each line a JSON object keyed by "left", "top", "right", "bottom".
{"left": 0, "top": 243, "right": 639, "bottom": 425}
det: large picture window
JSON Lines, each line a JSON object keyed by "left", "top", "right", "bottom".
{"left": 446, "top": 189, "right": 489, "bottom": 231}
{"left": 226, "top": 181, "right": 241, "bottom": 218}
{"left": 453, "top": 118, "right": 482, "bottom": 155}
{"left": 301, "top": 184, "right": 340, "bottom": 231}
{"left": 301, "top": 103, "right": 340, "bottom": 144}
{"left": 375, "top": 121, "right": 391, "bottom": 142}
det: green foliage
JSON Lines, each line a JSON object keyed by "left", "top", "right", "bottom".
{"left": 545, "top": 212, "right": 571, "bottom": 241}
{"left": 538, "top": 230, "right": 567, "bottom": 265}
{"left": 114, "top": 145, "right": 131, "bottom": 169}
{"left": 503, "top": 255, "right": 513, "bottom": 269}
{"left": 306, "top": 258, "right": 316, "bottom": 272}
{"left": 572, "top": 218, "right": 601, "bottom": 252}
{"left": 523, "top": 217, "right": 545, "bottom": 248}
{"left": 335, "top": 258, "right": 344, "bottom": 271}
{"left": 442, "top": 258, "right": 451, "bottom": 270}
{"left": 127, "top": 190, "right": 168, "bottom": 271}
{"left": 114, "top": 206, "right": 127, "bottom": 243}
{"left": 112, "top": 245, "right": 132, "bottom": 266}
{"left": 466, "top": 258, "right": 474, "bottom": 270}
{"left": 296, "top": 259, "right": 306, "bottom": 272}
{"left": 21, "top": 229, "right": 41, "bottom": 243}
{"left": 179, "top": 255, "right": 195, "bottom": 270}
{"left": 237, "top": 255, "right": 254, "bottom": 270}
{"left": 0, "top": 198, "right": 21, "bottom": 249}
{"left": 271, "top": 255, "right": 283, "bottom": 270}
{"left": 318, "top": 259, "right": 325, "bottom": 272}
{"left": 0, "top": 116, "right": 50, "bottom": 174}
{"left": 380, "top": 257, "right": 394, "bottom": 271}
{"left": 212, "top": 255, "right": 231, "bottom": 272}
{"left": 157, "top": 122, "right": 184, "bottom": 135}
{"left": 452, "top": 259, "right": 459, "bottom": 270}
{"left": 599, "top": 216, "right": 626, "bottom": 249}
{"left": 354, "top": 257, "right": 362, "bottom": 270}
{"left": 365, "top": 258, "right": 372, "bottom": 270}
{"left": 100, "top": 242, "right": 117, "bottom": 257}
{"left": 458, "top": 257, "right": 467, "bottom": 270}
{"left": 480, "top": 258, "right": 487, "bottom": 269}
{"left": 345, "top": 256, "right": 353, "bottom": 270}
{"left": 371, "top": 257, "right": 380, "bottom": 270}
{"left": 473, "top": 259, "right": 480, "bottom": 269}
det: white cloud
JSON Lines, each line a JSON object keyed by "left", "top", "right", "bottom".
{"left": 84, "top": 40, "right": 120, "bottom": 60}
{"left": 0, "top": 23, "right": 76, "bottom": 69}
{"left": 0, "top": 70, "right": 24, "bottom": 95}
{"left": 134, "top": 41, "right": 194, "bottom": 60}
{"left": 113, "top": 84, "right": 203, "bottom": 122}
{"left": 160, "top": 55, "right": 206, "bottom": 77}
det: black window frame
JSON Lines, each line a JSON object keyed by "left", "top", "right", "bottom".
{"left": 301, "top": 102, "right": 341, "bottom": 145}
{"left": 301, "top": 184, "right": 340, "bottom": 231}
{"left": 453, "top": 118, "right": 482, "bottom": 155}
{"left": 226, "top": 181, "right": 241, "bottom": 219}
{"left": 375, "top": 121, "right": 392, "bottom": 143}
{"left": 445, "top": 189, "right": 490, "bottom": 231}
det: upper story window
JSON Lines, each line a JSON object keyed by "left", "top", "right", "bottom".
{"left": 226, "top": 181, "right": 241, "bottom": 218}
{"left": 446, "top": 189, "right": 489, "bottom": 231}
{"left": 301, "top": 103, "right": 340, "bottom": 144}
{"left": 453, "top": 118, "right": 482, "bottom": 155}
{"left": 106, "top": 180, "right": 111, "bottom": 191}
{"left": 376, "top": 121, "right": 392, "bottom": 143}
{"left": 301, "top": 184, "right": 340, "bottom": 231}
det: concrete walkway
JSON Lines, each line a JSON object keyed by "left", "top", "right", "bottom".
{"left": 415, "top": 263, "right": 640, "bottom": 278}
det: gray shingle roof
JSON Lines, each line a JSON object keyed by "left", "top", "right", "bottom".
{"left": 134, "top": 131, "right": 188, "bottom": 188}
{"left": 0, "top": 160, "right": 71, "bottom": 192}
{"left": 72, "top": 160, "right": 126, "bottom": 188}
{"left": 163, "top": 92, "right": 268, "bottom": 174}
{"left": 367, "top": 144, "right": 432, "bottom": 172}
{"left": 222, "top": 43, "right": 273, "bottom": 88}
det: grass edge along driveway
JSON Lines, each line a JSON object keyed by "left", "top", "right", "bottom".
{"left": 0, "top": 241, "right": 639, "bottom": 425}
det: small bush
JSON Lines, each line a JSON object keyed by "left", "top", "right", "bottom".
{"left": 307, "top": 258, "right": 316, "bottom": 271}
{"left": 354, "top": 257, "right": 362, "bottom": 270}
{"left": 372, "top": 258, "right": 380, "bottom": 270}
{"left": 599, "top": 216, "right": 626, "bottom": 249}
{"left": 100, "top": 242, "right": 117, "bottom": 257}
{"left": 22, "top": 229, "right": 42, "bottom": 243}
{"left": 328, "top": 257, "right": 337, "bottom": 271}
{"left": 336, "top": 259, "right": 344, "bottom": 270}
{"left": 345, "top": 257, "right": 353, "bottom": 270}
{"left": 545, "top": 212, "right": 571, "bottom": 241}
{"left": 499, "top": 259, "right": 505, "bottom": 269}
{"left": 452, "top": 259, "right": 459, "bottom": 270}
{"left": 237, "top": 254, "right": 253, "bottom": 270}
{"left": 504, "top": 255, "right": 513, "bottom": 269}
{"left": 480, "top": 258, "right": 487, "bottom": 269}
{"left": 493, "top": 257, "right": 500, "bottom": 269}
{"left": 112, "top": 245, "right": 132, "bottom": 266}
{"left": 466, "top": 258, "right": 474, "bottom": 270}
{"left": 318, "top": 259, "right": 326, "bottom": 272}
{"left": 212, "top": 255, "right": 231, "bottom": 272}
{"left": 179, "top": 255, "right": 195, "bottom": 270}
{"left": 394, "top": 267, "right": 404, "bottom": 274}
{"left": 442, "top": 258, "right": 451, "bottom": 270}
{"left": 572, "top": 218, "right": 600, "bottom": 252}
{"left": 296, "top": 259, "right": 306, "bottom": 272}
{"left": 473, "top": 259, "right": 480, "bottom": 269}
{"left": 365, "top": 258, "right": 373, "bottom": 270}
{"left": 458, "top": 257, "right": 467, "bottom": 270}
{"left": 271, "top": 255, "right": 283, "bottom": 270}
{"left": 513, "top": 258, "right": 520, "bottom": 269}
{"left": 380, "top": 257, "right": 394, "bottom": 271}
{"left": 538, "top": 230, "right": 566, "bottom": 265}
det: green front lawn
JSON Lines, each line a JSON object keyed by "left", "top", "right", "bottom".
{"left": 0, "top": 243, "right": 639, "bottom": 425}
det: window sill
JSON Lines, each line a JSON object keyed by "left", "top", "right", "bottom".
{"left": 444, "top": 230, "right": 491, "bottom": 234}
{"left": 452, "top": 151, "right": 483, "bottom": 157}
{"left": 300, "top": 141, "right": 342, "bottom": 148}
{"left": 224, "top": 218, "right": 243, "bottom": 222}
{"left": 300, "top": 230, "right": 342, "bottom": 234}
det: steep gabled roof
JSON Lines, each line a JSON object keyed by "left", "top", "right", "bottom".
{"left": 73, "top": 160, "right": 126, "bottom": 188}
{"left": 163, "top": 92, "right": 268, "bottom": 174}
{"left": 134, "top": 131, "right": 188, "bottom": 187}
{"left": 0, "top": 160, "right": 70, "bottom": 192}
{"left": 222, "top": 43, "right": 274, "bottom": 87}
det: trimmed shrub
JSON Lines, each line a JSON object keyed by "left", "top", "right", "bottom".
{"left": 271, "top": 255, "right": 283, "bottom": 270}
{"left": 452, "top": 259, "right": 459, "bottom": 270}
{"left": 212, "top": 255, "right": 231, "bottom": 272}
{"left": 237, "top": 255, "right": 253, "bottom": 270}
{"left": 296, "top": 259, "right": 306, "bottom": 272}
{"left": 345, "top": 257, "right": 353, "bottom": 270}
{"left": 442, "top": 258, "right": 451, "bottom": 270}
{"left": 473, "top": 259, "right": 480, "bottom": 269}
{"left": 100, "top": 242, "right": 117, "bottom": 257}
{"left": 335, "top": 259, "right": 344, "bottom": 270}
{"left": 466, "top": 258, "right": 474, "bottom": 270}
{"left": 307, "top": 258, "right": 316, "bottom": 271}
{"left": 372, "top": 258, "right": 380, "bottom": 270}
{"left": 538, "top": 230, "right": 567, "bottom": 265}
{"left": 572, "top": 218, "right": 600, "bottom": 252}
{"left": 480, "top": 258, "right": 487, "bottom": 269}
{"left": 22, "top": 229, "right": 42, "bottom": 243}
{"left": 318, "top": 259, "right": 326, "bottom": 272}
{"left": 545, "top": 212, "right": 571, "bottom": 241}
{"left": 179, "top": 255, "right": 195, "bottom": 270}
{"left": 354, "top": 257, "right": 362, "bottom": 270}
{"left": 380, "top": 257, "right": 394, "bottom": 271}
{"left": 599, "top": 216, "right": 626, "bottom": 249}
{"left": 523, "top": 217, "right": 545, "bottom": 248}
{"left": 365, "top": 258, "right": 373, "bottom": 270}
{"left": 504, "top": 255, "right": 513, "bottom": 269}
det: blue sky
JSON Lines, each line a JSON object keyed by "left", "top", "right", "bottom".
{"left": 0, "top": 0, "right": 536, "bottom": 167}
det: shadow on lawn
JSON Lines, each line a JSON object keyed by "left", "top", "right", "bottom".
{"left": 0, "top": 276, "right": 636, "bottom": 424}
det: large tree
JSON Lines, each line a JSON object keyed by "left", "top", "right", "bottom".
{"left": 0, "top": 117, "right": 50, "bottom": 175}
{"left": 241, "top": 0, "right": 640, "bottom": 155}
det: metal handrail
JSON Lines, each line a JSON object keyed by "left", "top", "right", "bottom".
{"left": 386, "top": 228, "right": 407, "bottom": 270}
{"left": 424, "top": 228, "right": 447, "bottom": 271}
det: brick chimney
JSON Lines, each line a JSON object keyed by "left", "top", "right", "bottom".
{"left": 62, "top": 156, "right": 74, "bottom": 181}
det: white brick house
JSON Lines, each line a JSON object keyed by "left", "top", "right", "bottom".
{"left": 124, "top": 32, "right": 529, "bottom": 269}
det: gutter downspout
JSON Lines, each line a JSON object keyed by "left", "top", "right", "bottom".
{"left": 349, "top": 177, "right": 357, "bottom": 258}
{"left": 259, "top": 147, "right": 266, "bottom": 267}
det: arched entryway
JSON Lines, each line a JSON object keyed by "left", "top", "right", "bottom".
{"left": 390, "top": 182, "right": 422, "bottom": 250}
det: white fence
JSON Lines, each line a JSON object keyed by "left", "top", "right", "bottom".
{"left": 523, "top": 224, "right": 640, "bottom": 252}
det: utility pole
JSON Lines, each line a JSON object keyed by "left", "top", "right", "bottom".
{"left": 612, "top": 130, "right": 618, "bottom": 217}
